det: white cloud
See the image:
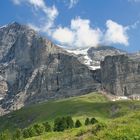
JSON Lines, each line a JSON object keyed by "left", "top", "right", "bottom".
{"left": 71, "top": 18, "right": 102, "bottom": 47}
{"left": 11, "top": 0, "right": 58, "bottom": 33}
{"left": 11, "top": 0, "right": 21, "bottom": 5}
{"left": 52, "top": 18, "right": 129, "bottom": 48}
{"left": 52, "top": 17, "right": 102, "bottom": 48}
{"left": 52, "top": 27, "right": 74, "bottom": 45}
{"left": 128, "top": 0, "right": 140, "bottom": 2}
{"left": 104, "top": 20, "right": 129, "bottom": 46}
{"left": 11, "top": 0, "right": 130, "bottom": 48}
{"left": 28, "top": 0, "right": 45, "bottom": 8}
{"left": 27, "top": 23, "right": 40, "bottom": 31}
{"left": 128, "top": 20, "right": 140, "bottom": 29}
{"left": 69, "top": 0, "right": 79, "bottom": 8}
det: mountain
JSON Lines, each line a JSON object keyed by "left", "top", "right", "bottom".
{"left": 66, "top": 46, "right": 126, "bottom": 70}
{"left": 101, "top": 54, "right": 140, "bottom": 97}
{"left": 0, "top": 22, "right": 100, "bottom": 115}
{"left": 0, "top": 22, "right": 139, "bottom": 116}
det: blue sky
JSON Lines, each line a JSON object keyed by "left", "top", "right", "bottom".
{"left": 0, "top": 0, "right": 140, "bottom": 52}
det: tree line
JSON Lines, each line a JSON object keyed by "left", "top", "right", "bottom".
{"left": 0, "top": 116, "right": 98, "bottom": 140}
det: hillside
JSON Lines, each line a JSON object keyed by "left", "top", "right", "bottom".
{"left": 0, "top": 92, "right": 108, "bottom": 131}
{"left": 0, "top": 92, "right": 140, "bottom": 140}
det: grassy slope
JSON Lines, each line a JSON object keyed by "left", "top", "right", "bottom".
{"left": 0, "top": 92, "right": 109, "bottom": 131}
{"left": 0, "top": 92, "right": 140, "bottom": 139}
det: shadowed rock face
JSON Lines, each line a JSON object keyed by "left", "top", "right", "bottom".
{"left": 0, "top": 22, "right": 100, "bottom": 114}
{"left": 101, "top": 55, "right": 140, "bottom": 96}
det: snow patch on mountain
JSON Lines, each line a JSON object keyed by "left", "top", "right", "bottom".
{"left": 66, "top": 46, "right": 126, "bottom": 70}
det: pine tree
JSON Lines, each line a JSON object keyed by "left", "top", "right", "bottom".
{"left": 85, "top": 118, "right": 90, "bottom": 125}
{"left": 66, "top": 116, "right": 74, "bottom": 129}
{"left": 23, "top": 128, "right": 30, "bottom": 138}
{"left": 90, "top": 117, "right": 98, "bottom": 124}
{"left": 75, "top": 120, "right": 82, "bottom": 128}
{"left": 0, "top": 129, "right": 12, "bottom": 140}
{"left": 13, "top": 128, "right": 23, "bottom": 140}
{"left": 33, "top": 124, "right": 45, "bottom": 135}
{"left": 28, "top": 127, "right": 37, "bottom": 137}
{"left": 43, "top": 122, "right": 51, "bottom": 132}
{"left": 54, "top": 117, "right": 67, "bottom": 131}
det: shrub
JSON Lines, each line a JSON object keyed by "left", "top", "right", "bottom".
{"left": 33, "top": 124, "right": 45, "bottom": 135}
{"left": 23, "top": 126, "right": 40, "bottom": 138}
{"left": 90, "top": 117, "right": 98, "bottom": 124}
{"left": 92, "top": 122, "right": 106, "bottom": 134}
{"left": 65, "top": 116, "right": 74, "bottom": 129}
{"left": 0, "top": 129, "right": 12, "bottom": 140}
{"left": 23, "top": 128, "right": 30, "bottom": 138}
{"left": 43, "top": 122, "right": 51, "bottom": 132}
{"left": 85, "top": 118, "right": 90, "bottom": 126}
{"left": 28, "top": 127, "right": 37, "bottom": 137}
{"left": 13, "top": 128, "right": 23, "bottom": 140}
{"left": 75, "top": 120, "right": 82, "bottom": 128}
{"left": 23, "top": 124, "right": 45, "bottom": 138}
{"left": 54, "top": 117, "right": 67, "bottom": 131}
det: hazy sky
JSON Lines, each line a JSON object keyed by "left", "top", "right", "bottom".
{"left": 0, "top": 0, "right": 140, "bottom": 52}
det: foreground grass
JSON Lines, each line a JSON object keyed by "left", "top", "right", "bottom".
{"left": 26, "top": 125, "right": 93, "bottom": 140}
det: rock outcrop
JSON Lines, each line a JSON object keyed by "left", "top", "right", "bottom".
{"left": 101, "top": 54, "right": 140, "bottom": 96}
{"left": 0, "top": 22, "right": 100, "bottom": 114}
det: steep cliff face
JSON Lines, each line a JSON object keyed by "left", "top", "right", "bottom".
{"left": 101, "top": 55, "right": 140, "bottom": 96}
{"left": 0, "top": 22, "right": 100, "bottom": 114}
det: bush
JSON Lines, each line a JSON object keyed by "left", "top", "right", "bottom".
{"left": 23, "top": 128, "right": 30, "bottom": 138}
{"left": 23, "top": 124, "right": 44, "bottom": 138}
{"left": 54, "top": 117, "right": 67, "bottom": 131}
{"left": 85, "top": 118, "right": 90, "bottom": 126}
{"left": 43, "top": 122, "right": 51, "bottom": 132}
{"left": 92, "top": 122, "right": 106, "bottom": 134}
{"left": 0, "top": 129, "right": 12, "bottom": 140}
{"left": 23, "top": 127, "right": 38, "bottom": 138}
{"left": 65, "top": 116, "right": 74, "bottom": 129}
{"left": 90, "top": 117, "right": 98, "bottom": 124}
{"left": 75, "top": 120, "right": 82, "bottom": 128}
{"left": 13, "top": 128, "right": 23, "bottom": 140}
{"left": 33, "top": 124, "right": 45, "bottom": 135}
{"left": 53, "top": 116, "right": 74, "bottom": 131}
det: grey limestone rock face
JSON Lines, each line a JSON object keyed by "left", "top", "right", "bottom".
{"left": 101, "top": 55, "right": 140, "bottom": 96}
{"left": 0, "top": 22, "right": 100, "bottom": 114}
